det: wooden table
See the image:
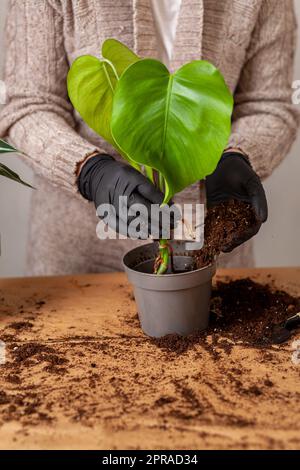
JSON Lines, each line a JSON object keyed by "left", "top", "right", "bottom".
{"left": 0, "top": 268, "right": 299, "bottom": 450}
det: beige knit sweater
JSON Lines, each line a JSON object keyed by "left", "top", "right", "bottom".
{"left": 0, "top": 0, "right": 299, "bottom": 275}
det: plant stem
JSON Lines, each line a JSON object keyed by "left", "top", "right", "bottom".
{"left": 154, "top": 239, "right": 171, "bottom": 275}
{"left": 102, "top": 58, "right": 119, "bottom": 81}
{"left": 159, "top": 172, "right": 165, "bottom": 193}
{"left": 152, "top": 171, "right": 171, "bottom": 275}
{"left": 144, "top": 165, "right": 154, "bottom": 183}
{"left": 140, "top": 166, "right": 170, "bottom": 275}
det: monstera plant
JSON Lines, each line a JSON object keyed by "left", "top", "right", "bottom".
{"left": 68, "top": 39, "right": 233, "bottom": 274}
{"left": 0, "top": 139, "right": 32, "bottom": 188}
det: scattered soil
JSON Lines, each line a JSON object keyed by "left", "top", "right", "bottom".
{"left": 0, "top": 342, "right": 70, "bottom": 424}
{"left": 6, "top": 321, "right": 34, "bottom": 331}
{"left": 0, "top": 388, "right": 53, "bottom": 424}
{"left": 5, "top": 374, "right": 21, "bottom": 385}
{"left": 11, "top": 343, "right": 56, "bottom": 363}
{"left": 209, "top": 278, "right": 300, "bottom": 344}
{"left": 0, "top": 391, "right": 10, "bottom": 405}
{"left": 43, "top": 365, "right": 68, "bottom": 375}
{"left": 37, "top": 354, "right": 69, "bottom": 366}
{"left": 152, "top": 278, "right": 300, "bottom": 354}
{"left": 0, "top": 273, "right": 299, "bottom": 449}
{"left": 154, "top": 396, "right": 177, "bottom": 407}
{"left": 196, "top": 200, "right": 257, "bottom": 267}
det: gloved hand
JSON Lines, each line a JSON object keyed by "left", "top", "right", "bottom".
{"left": 78, "top": 154, "right": 169, "bottom": 238}
{"left": 205, "top": 151, "right": 268, "bottom": 252}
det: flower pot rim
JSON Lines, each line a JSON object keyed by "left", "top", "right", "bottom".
{"left": 122, "top": 243, "right": 215, "bottom": 279}
{"left": 123, "top": 258, "right": 214, "bottom": 279}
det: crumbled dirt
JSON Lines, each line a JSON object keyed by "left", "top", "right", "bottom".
{"left": 11, "top": 343, "right": 56, "bottom": 363}
{"left": 37, "top": 354, "right": 69, "bottom": 367}
{"left": 0, "top": 391, "right": 10, "bottom": 405}
{"left": 0, "top": 342, "right": 70, "bottom": 424}
{"left": 152, "top": 279, "right": 300, "bottom": 354}
{"left": 6, "top": 321, "right": 34, "bottom": 331}
{"left": 209, "top": 278, "right": 300, "bottom": 344}
{"left": 0, "top": 389, "right": 53, "bottom": 424}
{"left": 5, "top": 374, "right": 21, "bottom": 385}
{"left": 196, "top": 200, "right": 257, "bottom": 267}
{"left": 154, "top": 396, "right": 177, "bottom": 407}
{"left": 43, "top": 365, "right": 68, "bottom": 375}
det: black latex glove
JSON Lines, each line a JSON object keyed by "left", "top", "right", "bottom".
{"left": 206, "top": 151, "right": 268, "bottom": 252}
{"left": 78, "top": 154, "right": 171, "bottom": 238}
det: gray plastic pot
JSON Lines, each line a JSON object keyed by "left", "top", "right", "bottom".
{"left": 123, "top": 241, "right": 216, "bottom": 338}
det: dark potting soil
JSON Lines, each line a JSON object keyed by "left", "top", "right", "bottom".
{"left": 152, "top": 278, "right": 300, "bottom": 354}
{"left": 5, "top": 374, "right": 22, "bottom": 385}
{"left": 11, "top": 343, "right": 56, "bottom": 363}
{"left": 7, "top": 321, "right": 34, "bottom": 331}
{"left": 0, "top": 388, "right": 53, "bottom": 423}
{"left": 195, "top": 199, "right": 257, "bottom": 268}
{"left": 0, "top": 391, "right": 10, "bottom": 405}
{"left": 43, "top": 365, "right": 68, "bottom": 375}
{"left": 0, "top": 342, "right": 69, "bottom": 424}
{"left": 209, "top": 278, "right": 300, "bottom": 342}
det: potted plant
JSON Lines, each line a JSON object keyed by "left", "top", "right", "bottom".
{"left": 0, "top": 140, "right": 32, "bottom": 188}
{"left": 68, "top": 39, "right": 233, "bottom": 337}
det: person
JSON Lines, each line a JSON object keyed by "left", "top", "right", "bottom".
{"left": 0, "top": 0, "right": 298, "bottom": 275}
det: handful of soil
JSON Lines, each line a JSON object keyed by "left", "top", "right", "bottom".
{"left": 195, "top": 199, "right": 257, "bottom": 268}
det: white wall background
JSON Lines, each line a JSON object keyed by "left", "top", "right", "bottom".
{"left": 0, "top": 0, "right": 300, "bottom": 277}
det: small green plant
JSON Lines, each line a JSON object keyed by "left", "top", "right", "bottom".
{"left": 0, "top": 139, "right": 33, "bottom": 188}
{"left": 68, "top": 39, "right": 233, "bottom": 274}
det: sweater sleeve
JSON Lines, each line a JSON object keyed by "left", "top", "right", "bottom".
{"left": 0, "top": 0, "right": 104, "bottom": 193}
{"left": 227, "top": 0, "right": 300, "bottom": 179}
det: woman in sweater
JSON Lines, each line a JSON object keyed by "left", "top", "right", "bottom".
{"left": 0, "top": 0, "right": 298, "bottom": 275}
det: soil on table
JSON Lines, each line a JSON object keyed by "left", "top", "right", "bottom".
{"left": 195, "top": 199, "right": 257, "bottom": 268}
{"left": 0, "top": 273, "right": 299, "bottom": 449}
{"left": 153, "top": 278, "right": 300, "bottom": 353}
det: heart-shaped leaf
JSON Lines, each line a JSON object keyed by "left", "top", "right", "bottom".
{"left": 111, "top": 59, "right": 233, "bottom": 203}
{"left": 0, "top": 139, "right": 17, "bottom": 153}
{"left": 67, "top": 55, "right": 118, "bottom": 145}
{"left": 102, "top": 38, "right": 139, "bottom": 78}
{"left": 0, "top": 162, "right": 33, "bottom": 188}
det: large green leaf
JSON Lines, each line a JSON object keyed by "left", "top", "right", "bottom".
{"left": 67, "top": 55, "right": 118, "bottom": 145}
{"left": 0, "top": 163, "right": 33, "bottom": 188}
{"left": 0, "top": 139, "right": 17, "bottom": 153}
{"left": 111, "top": 59, "right": 233, "bottom": 203}
{"left": 102, "top": 38, "right": 139, "bottom": 78}
{"left": 67, "top": 51, "right": 141, "bottom": 169}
